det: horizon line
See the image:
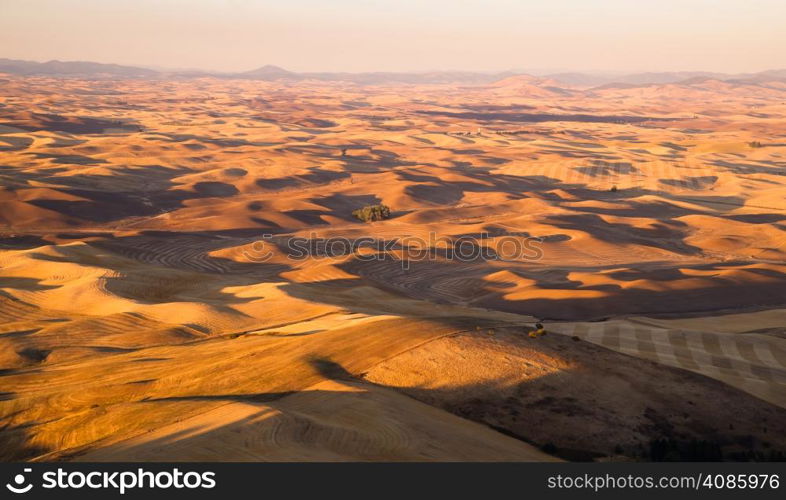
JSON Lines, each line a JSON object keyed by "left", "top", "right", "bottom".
{"left": 2, "top": 56, "right": 785, "bottom": 77}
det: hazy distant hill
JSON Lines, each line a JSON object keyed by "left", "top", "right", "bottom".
{"left": 0, "top": 58, "right": 158, "bottom": 77}
{"left": 0, "top": 58, "right": 783, "bottom": 87}
{"left": 239, "top": 64, "right": 296, "bottom": 79}
{"left": 546, "top": 70, "right": 786, "bottom": 87}
{"left": 0, "top": 59, "right": 511, "bottom": 84}
{"left": 611, "top": 71, "right": 728, "bottom": 85}
{"left": 237, "top": 65, "right": 515, "bottom": 84}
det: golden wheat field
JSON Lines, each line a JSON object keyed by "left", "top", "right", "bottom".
{"left": 1, "top": 73, "right": 786, "bottom": 462}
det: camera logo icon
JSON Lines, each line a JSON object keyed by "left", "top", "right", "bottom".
{"left": 6, "top": 468, "right": 33, "bottom": 494}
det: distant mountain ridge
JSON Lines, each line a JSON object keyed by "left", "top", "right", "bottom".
{"left": 546, "top": 70, "right": 786, "bottom": 87}
{"left": 0, "top": 58, "right": 783, "bottom": 87}
{"left": 0, "top": 58, "right": 157, "bottom": 77}
{"left": 237, "top": 65, "right": 516, "bottom": 84}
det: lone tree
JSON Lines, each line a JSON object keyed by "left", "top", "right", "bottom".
{"left": 352, "top": 204, "right": 391, "bottom": 222}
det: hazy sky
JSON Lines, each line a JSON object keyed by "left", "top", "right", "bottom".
{"left": 1, "top": 0, "right": 783, "bottom": 73}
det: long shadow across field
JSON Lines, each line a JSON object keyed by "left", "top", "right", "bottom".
{"left": 43, "top": 354, "right": 786, "bottom": 462}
